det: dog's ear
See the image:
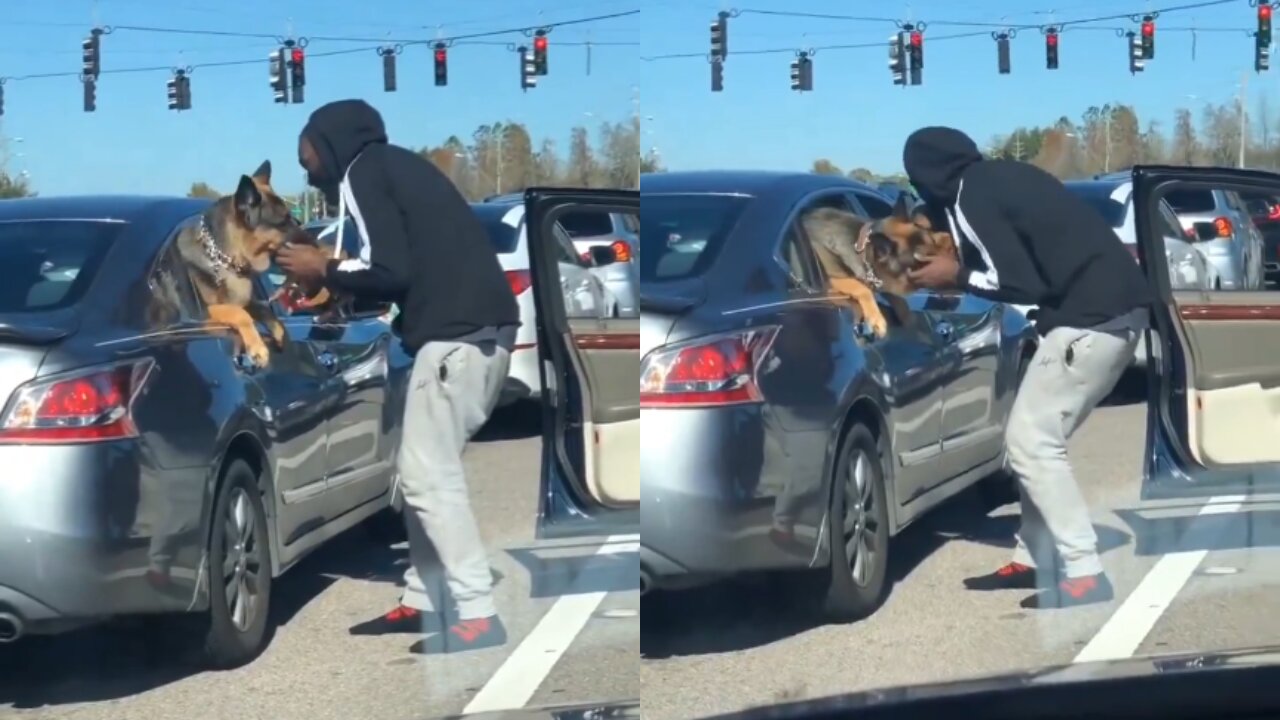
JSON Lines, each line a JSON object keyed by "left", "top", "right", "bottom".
{"left": 911, "top": 206, "right": 933, "bottom": 230}
{"left": 235, "top": 174, "right": 264, "bottom": 216}
{"left": 252, "top": 160, "right": 272, "bottom": 184}
{"left": 891, "top": 193, "right": 912, "bottom": 222}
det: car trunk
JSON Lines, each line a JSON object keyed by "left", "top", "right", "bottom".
{"left": 639, "top": 277, "right": 705, "bottom": 358}
{"left": 0, "top": 312, "right": 73, "bottom": 412}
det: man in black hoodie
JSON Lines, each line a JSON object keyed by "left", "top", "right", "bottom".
{"left": 902, "top": 126, "right": 1150, "bottom": 609}
{"left": 277, "top": 99, "right": 519, "bottom": 653}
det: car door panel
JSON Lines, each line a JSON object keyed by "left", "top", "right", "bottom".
{"left": 525, "top": 189, "right": 640, "bottom": 538}
{"left": 1134, "top": 166, "right": 1280, "bottom": 497}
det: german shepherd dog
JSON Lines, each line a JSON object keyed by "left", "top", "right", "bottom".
{"left": 800, "top": 193, "right": 957, "bottom": 338}
{"left": 172, "top": 160, "right": 313, "bottom": 368}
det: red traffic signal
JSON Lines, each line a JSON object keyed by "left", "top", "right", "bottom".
{"left": 534, "top": 35, "right": 548, "bottom": 51}
{"left": 909, "top": 30, "right": 922, "bottom": 46}
{"left": 1264, "top": 3, "right": 1274, "bottom": 19}
{"left": 1141, "top": 20, "right": 1154, "bottom": 36}
{"left": 1047, "top": 33, "right": 1058, "bottom": 46}
{"left": 291, "top": 48, "right": 304, "bottom": 64}
{"left": 435, "top": 48, "right": 447, "bottom": 63}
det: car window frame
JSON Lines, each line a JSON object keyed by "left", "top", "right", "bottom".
{"left": 850, "top": 190, "right": 896, "bottom": 220}
{"left": 776, "top": 190, "right": 861, "bottom": 294}
{"left": 147, "top": 214, "right": 208, "bottom": 324}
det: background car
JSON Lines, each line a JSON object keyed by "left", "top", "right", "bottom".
{"left": 1237, "top": 190, "right": 1280, "bottom": 286}
{"left": 474, "top": 199, "right": 617, "bottom": 406}
{"left": 302, "top": 203, "right": 618, "bottom": 407}
{"left": 640, "top": 171, "right": 1037, "bottom": 619}
{"left": 0, "top": 196, "right": 409, "bottom": 667}
{"left": 1156, "top": 183, "right": 1264, "bottom": 290}
{"left": 487, "top": 192, "right": 639, "bottom": 317}
{"left": 1065, "top": 177, "right": 1219, "bottom": 369}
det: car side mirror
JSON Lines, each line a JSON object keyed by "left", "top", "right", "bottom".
{"left": 1191, "top": 222, "right": 1218, "bottom": 242}
{"left": 588, "top": 245, "right": 618, "bottom": 267}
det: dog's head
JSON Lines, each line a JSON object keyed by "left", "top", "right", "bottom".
{"left": 862, "top": 194, "right": 957, "bottom": 296}
{"left": 228, "top": 160, "right": 311, "bottom": 273}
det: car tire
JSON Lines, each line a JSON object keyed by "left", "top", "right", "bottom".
{"left": 201, "top": 458, "right": 273, "bottom": 669}
{"left": 822, "top": 423, "right": 891, "bottom": 622}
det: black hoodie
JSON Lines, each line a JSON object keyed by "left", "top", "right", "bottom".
{"left": 903, "top": 126, "right": 1150, "bottom": 336}
{"left": 302, "top": 100, "right": 518, "bottom": 352}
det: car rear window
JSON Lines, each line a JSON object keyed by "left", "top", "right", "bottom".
{"left": 0, "top": 220, "right": 121, "bottom": 312}
{"left": 472, "top": 206, "right": 521, "bottom": 254}
{"left": 640, "top": 194, "right": 750, "bottom": 282}
{"left": 1165, "top": 189, "right": 1218, "bottom": 214}
{"left": 558, "top": 211, "right": 615, "bottom": 238}
{"left": 1065, "top": 183, "right": 1127, "bottom": 228}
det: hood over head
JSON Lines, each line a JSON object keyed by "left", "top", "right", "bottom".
{"left": 902, "top": 126, "right": 984, "bottom": 207}
{"left": 300, "top": 99, "right": 388, "bottom": 189}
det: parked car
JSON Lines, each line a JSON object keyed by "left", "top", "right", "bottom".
{"left": 0, "top": 196, "right": 410, "bottom": 667}
{"left": 1131, "top": 166, "right": 1280, "bottom": 514}
{"left": 1150, "top": 181, "right": 1265, "bottom": 290}
{"left": 1064, "top": 178, "right": 1219, "bottom": 369}
{"left": 1237, "top": 190, "right": 1280, "bottom": 285}
{"left": 486, "top": 192, "right": 639, "bottom": 317}
{"left": 639, "top": 171, "right": 1037, "bottom": 619}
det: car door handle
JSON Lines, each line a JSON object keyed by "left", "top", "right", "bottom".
{"left": 318, "top": 351, "right": 339, "bottom": 372}
{"left": 934, "top": 320, "right": 955, "bottom": 341}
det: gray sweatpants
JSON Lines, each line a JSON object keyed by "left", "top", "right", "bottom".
{"left": 397, "top": 339, "right": 510, "bottom": 620}
{"left": 1006, "top": 323, "right": 1139, "bottom": 579}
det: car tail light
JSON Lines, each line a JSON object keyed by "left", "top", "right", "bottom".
{"left": 1213, "top": 216, "right": 1233, "bottom": 237}
{"left": 640, "top": 327, "right": 780, "bottom": 408}
{"left": 0, "top": 358, "right": 155, "bottom": 444}
{"left": 506, "top": 269, "right": 532, "bottom": 297}
{"left": 610, "top": 240, "right": 632, "bottom": 263}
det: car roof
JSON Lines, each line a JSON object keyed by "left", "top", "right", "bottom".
{"left": 1067, "top": 178, "right": 1128, "bottom": 191}
{"left": 641, "top": 170, "right": 886, "bottom": 198}
{"left": 0, "top": 195, "right": 211, "bottom": 223}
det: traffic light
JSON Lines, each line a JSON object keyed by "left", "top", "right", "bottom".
{"left": 1259, "top": 32, "right": 1271, "bottom": 72}
{"left": 82, "top": 77, "right": 96, "bottom": 113}
{"left": 81, "top": 28, "right": 102, "bottom": 79}
{"left": 1141, "top": 15, "right": 1155, "bottom": 59}
{"left": 889, "top": 32, "right": 907, "bottom": 86}
{"left": 289, "top": 46, "right": 305, "bottom": 104}
{"left": 533, "top": 30, "right": 548, "bottom": 75}
{"left": 1046, "top": 28, "right": 1059, "bottom": 69}
{"left": 908, "top": 27, "right": 923, "bottom": 85}
{"left": 996, "top": 32, "right": 1011, "bottom": 74}
{"left": 790, "top": 51, "right": 812, "bottom": 92}
{"left": 710, "top": 11, "right": 728, "bottom": 61}
{"left": 269, "top": 48, "right": 288, "bottom": 103}
{"left": 433, "top": 43, "right": 448, "bottom": 87}
{"left": 711, "top": 58, "right": 723, "bottom": 92}
{"left": 1260, "top": 3, "right": 1273, "bottom": 48}
{"left": 519, "top": 46, "right": 537, "bottom": 91}
{"left": 1128, "top": 31, "right": 1145, "bottom": 74}
{"left": 167, "top": 70, "right": 191, "bottom": 111}
{"left": 381, "top": 47, "right": 397, "bottom": 92}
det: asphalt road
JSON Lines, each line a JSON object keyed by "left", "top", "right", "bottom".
{"left": 640, "top": 374, "right": 1280, "bottom": 719}
{"left": 0, "top": 401, "right": 639, "bottom": 720}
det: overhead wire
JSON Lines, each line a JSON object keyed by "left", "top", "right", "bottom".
{"left": 0, "top": 9, "right": 639, "bottom": 83}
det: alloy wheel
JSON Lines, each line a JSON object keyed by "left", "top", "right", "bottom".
{"left": 842, "top": 450, "right": 879, "bottom": 586}
{"left": 222, "top": 487, "right": 263, "bottom": 632}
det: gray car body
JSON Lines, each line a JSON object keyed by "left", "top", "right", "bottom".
{"left": 0, "top": 196, "right": 410, "bottom": 634}
{"left": 639, "top": 171, "right": 1036, "bottom": 591}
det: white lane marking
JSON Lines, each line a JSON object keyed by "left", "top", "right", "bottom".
{"left": 1073, "top": 494, "right": 1245, "bottom": 663}
{"left": 462, "top": 534, "right": 637, "bottom": 714}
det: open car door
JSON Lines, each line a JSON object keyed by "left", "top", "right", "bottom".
{"left": 524, "top": 188, "right": 640, "bottom": 538}
{"left": 1133, "top": 165, "right": 1280, "bottom": 498}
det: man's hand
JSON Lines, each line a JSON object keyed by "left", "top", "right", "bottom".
{"left": 907, "top": 253, "right": 963, "bottom": 291}
{"left": 275, "top": 243, "right": 330, "bottom": 284}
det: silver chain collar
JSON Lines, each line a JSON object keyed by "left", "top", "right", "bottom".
{"left": 853, "top": 221, "right": 883, "bottom": 289}
{"left": 199, "top": 216, "right": 247, "bottom": 286}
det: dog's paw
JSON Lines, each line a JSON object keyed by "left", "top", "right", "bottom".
{"left": 246, "top": 341, "right": 271, "bottom": 368}
{"left": 866, "top": 311, "right": 889, "bottom": 339}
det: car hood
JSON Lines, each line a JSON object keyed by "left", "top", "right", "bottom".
{"left": 700, "top": 645, "right": 1280, "bottom": 719}
{"left": 436, "top": 699, "right": 640, "bottom": 720}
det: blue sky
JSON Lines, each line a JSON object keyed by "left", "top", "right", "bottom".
{"left": 641, "top": 0, "right": 1265, "bottom": 175}
{"left": 0, "top": 0, "right": 640, "bottom": 196}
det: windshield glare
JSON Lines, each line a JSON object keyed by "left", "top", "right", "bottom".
{"left": 640, "top": 194, "right": 750, "bottom": 282}
{"left": 0, "top": 220, "right": 121, "bottom": 313}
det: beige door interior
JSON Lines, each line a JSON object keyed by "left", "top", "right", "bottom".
{"left": 565, "top": 316, "right": 640, "bottom": 506}
{"left": 1166, "top": 289, "right": 1280, "bottom": 466}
